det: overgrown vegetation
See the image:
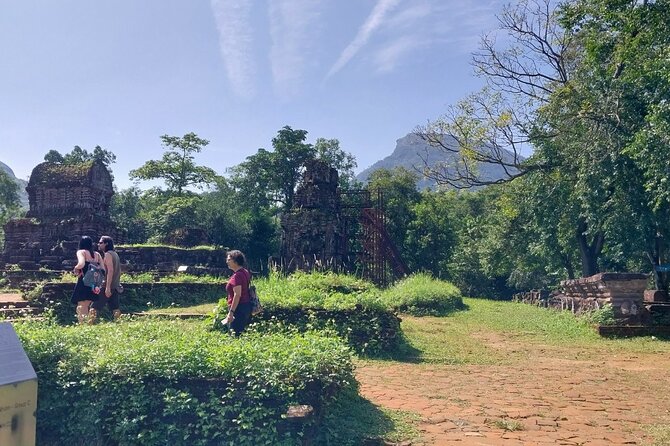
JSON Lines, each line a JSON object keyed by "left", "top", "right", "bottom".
{"left": 16, "top": 319, "right": 355, "bottom": 446}
{"left": 379, "top": 273, "right": 464, "bottom": 316}
{"left": 211, "top": 272, "right": 464, "bottom": 355}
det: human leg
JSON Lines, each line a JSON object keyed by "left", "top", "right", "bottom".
{"left": 76, "top": 300, "right": 91, "bottom": 324}
{"left": 108, "top": 291, "right": 121, "bottom": 320}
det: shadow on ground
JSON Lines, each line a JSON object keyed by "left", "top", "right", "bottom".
{"left": 318, "top": 389, "right": 416, "bottom": 445}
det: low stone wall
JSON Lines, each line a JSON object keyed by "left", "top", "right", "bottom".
{"left": 29, "top": 281, "right": 225, "bottom": 324}
{"left": 0, "top": 269, "right": 64, "bottom": 289}
{"left": 115, "top": 246, "right": 228, "bottom": 273}
{"left": 557, "top": 273, "right": 647, "bottom": 322}
{"left": 515, "top": 273, "right": 649, "bottom": 324}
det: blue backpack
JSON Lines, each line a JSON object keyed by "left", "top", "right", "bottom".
{"left": 83, "top": 261, "right": 105, "bottom": 294}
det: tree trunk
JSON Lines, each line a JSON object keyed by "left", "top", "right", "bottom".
{"left": 562, "top": 253, "right": 575, "bottom": 280}
{"left": 576, "top": 219, "right": 604, "bottom": 278}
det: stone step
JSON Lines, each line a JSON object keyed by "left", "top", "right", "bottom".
{"left": 0, "top": 307, "right": 42, "bottom": 317}
{"left": 0, "top": 300, "right": 30, "bottom": 309}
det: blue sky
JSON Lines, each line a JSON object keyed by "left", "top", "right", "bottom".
{"left": 0, "top": 0, "right": 506, "bottom": 189}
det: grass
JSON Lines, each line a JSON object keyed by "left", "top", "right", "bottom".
{"left": 492, "top": 418, "right": 525, "bottom": 431}
{"left": 319, "top": 389, "right": 421, "bottom": 445}
{"left": 143, "top": 302, "right": 218, "bottom": 315}
{"left": 645, "top": 425, "right": 670, "bottom": 446}
{"left": 370, "top": 297, "right": 670, "bottom": 366}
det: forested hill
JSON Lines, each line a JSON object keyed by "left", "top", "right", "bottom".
{"left": 1, "top": 161, "right": 29, "bottom": 208}
{"left": 356, "top": 133, "right": 523, "bottom": 190}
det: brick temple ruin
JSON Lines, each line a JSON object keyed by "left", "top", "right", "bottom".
{"left": 2, "top": 161, "right": 123, "bottom": 270}
{"left": 280, "top": 159, "right": 409, "bottom": 286}
{"left": 280, "top": 160, "right": 347, "bottom": 270}
{"left": 516, "top": 272, "right": 670, "bottom": 332}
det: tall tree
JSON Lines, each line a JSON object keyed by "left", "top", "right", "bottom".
{"left": 314, "top": 138, "right": 359, "bottom": 188}
{"left": 0, "top": 169, "right": 20, "bottom": 249}
{"left": 43, "top": 145, "right": 117, "bottom": 179}
{"left": 230, "top": 126, "right": 316, "bottom": 211}
{"left": 417, "top": 0, "right": 670, "bottom": 279}
{"left": 0, "top": 169, "right": 19, "bottom": 219}
{"left": 130, "top": 133, "right": 218, "bottom": 195}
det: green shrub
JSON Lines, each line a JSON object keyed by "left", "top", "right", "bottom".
{"left": 212, "top": 272, "right": 402, "bottom": 355}
{"left": 579, "top": 303, "right": 617, "bottom": 326}
{"left": 16, "top": 320, "right": 355, "bottom": 446}
{"left": 29, "top": 282, "right": 226, "bottom": 325}
{"left": 256, "top": 271, "right": 383, "bottom": 310}
{"left": 380, "top": 273, "right": 464, "bottom": 316}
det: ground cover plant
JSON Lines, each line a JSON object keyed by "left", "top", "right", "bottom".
{"left": 211, "top": 271, "right": 464, "bottom": 355}
{"left": 213, "top": 271, "right": 398, "bottom": 355}
{"left": 393, "top": 297, "right": 670, "bottom": 365}
{"left": 15, "top": 319, "right": 355, "bottom": 446}
{"left": 378, "top": 272, "right": 464, "bottom": 316}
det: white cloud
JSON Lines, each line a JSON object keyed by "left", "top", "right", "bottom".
{"left": 383, "top": 2, "right": 432, "bottom": 30}
{"left": 269, "top": 0, "right": 324, "bottom": 99}
{"left": 373, "top": 36, "right": 422, "bottom": 73}
{"left": 326, "top": 0, "right": 402, "bottom": 79}
{"left": 368, "top": 0, "right": 502, "bottom": 72}
{"left": 210, "top": 0, "right": 256, "bottom": 99}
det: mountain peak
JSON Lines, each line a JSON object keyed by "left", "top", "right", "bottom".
{"left": 356, "top": 132, "right": 521, "bottom": 190}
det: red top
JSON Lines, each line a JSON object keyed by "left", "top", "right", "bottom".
{"left": 226, "top": 268, "right": 251, "bottom": 306}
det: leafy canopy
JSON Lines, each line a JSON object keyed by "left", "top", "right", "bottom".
{"left": 130, "top": 132, "right": 218, "bottom": 195}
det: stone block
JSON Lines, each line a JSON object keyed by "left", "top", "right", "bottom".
{"left": 0, "top": 323, "right": 37, "bottom": 446}
{"left": 644, "top": 289, "right": 668, "bottom": 302}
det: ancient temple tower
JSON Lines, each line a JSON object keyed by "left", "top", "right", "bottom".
{"left": 2, "top": 161, "right": 123, "bottom": 269}
{"left": 280, "top": 159, "right": 346, "bottom": 270}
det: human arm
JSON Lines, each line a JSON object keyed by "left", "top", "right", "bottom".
{"left": 73, "top": 250, "right": 86, "bottom": 274}
{"left": 103, "top": 252, "right": 114, "bottom": 298}
{"left": 228, "top": 285, "right": 242, "bottom": 320}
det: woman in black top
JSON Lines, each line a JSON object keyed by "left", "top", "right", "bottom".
{"left": 70, "top": 236, "right": 104, "bottom": 324}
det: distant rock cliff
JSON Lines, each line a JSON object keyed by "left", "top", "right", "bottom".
{"left": 0, "top": 161, "right": 29, "bottom": 208}
{"left": 356, "top": 133, "right": 522, "bottom": 190}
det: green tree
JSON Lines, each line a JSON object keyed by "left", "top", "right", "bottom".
{"left": 130, "top": 133, "right": 218, "bottom": 195}
{"left": 44, "top": 145, "right": 116, "bottom": 167}
{"left": 110, "top": 187, "right": 148, "bottom": 243}
{"left": 314, "top": 137, "right": 359, "bottom": 188}
{"left": 197, "top": 177, "right": 279, "bottom": 266}
{"left": 405, "top": 191, "right": 456, "bottom": 276}
{"left": 0, "top": 169, "right": 20, "bottom": 250}
{"left": 231, "top": 126, "right": 316, "bottom": 211}
{"left": 418, "top": 0, "right": 670, "bottom": 280}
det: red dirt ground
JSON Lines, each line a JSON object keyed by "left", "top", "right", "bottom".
{"left": 356, "top": 338, "right": 670, "bottom": 445}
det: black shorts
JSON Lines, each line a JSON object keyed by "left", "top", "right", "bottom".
{"left": 230, "top": 302, "right": 252, "bottom": 336}
{"left": 92, "top": 290, "right": 120, "bottom": 312}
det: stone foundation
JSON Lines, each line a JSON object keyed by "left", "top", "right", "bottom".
{"left": 548, "top": 273, "right": 648, "bottom": 323}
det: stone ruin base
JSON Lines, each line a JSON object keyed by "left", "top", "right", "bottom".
{"left": 515, "top": 273, "right": 656, "bottom": 325}
{"left": 552, "top": 273, "right": 649, "bottom": 324}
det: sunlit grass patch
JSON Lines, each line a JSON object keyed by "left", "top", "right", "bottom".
{"left": 645, "top": 424, "right": 670, "bottom": 446}
{"left": 492, "top": 418, "right": 525, "bottom": 431}
{"left": 320, "top": 389, "right": 421, "bottom": 445}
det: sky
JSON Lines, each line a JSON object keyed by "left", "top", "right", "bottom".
{"left": 0, "top": 0, "right": 507, "bottom": 189}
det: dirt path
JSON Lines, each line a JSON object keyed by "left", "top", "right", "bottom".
{"left": 357, "top": 338, "right": 670, "bottom": 445}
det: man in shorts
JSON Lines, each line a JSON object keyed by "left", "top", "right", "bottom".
{"left": 91, "top": 235, "right": 123, "bottom": 321}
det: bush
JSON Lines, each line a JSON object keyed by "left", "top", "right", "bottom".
{"left": 213, "top": 272, "right": 402, "bottom": 355}
{"left": 15, "top": 320, "right": 355, "bottom": 446}
{"left": 29, "top": 281, "right": 226, "bottom": 324}
{"left": 579, "top": 303, "right": 617, "bottom": 326}
{"left": 379, "top": 273, "right": 464, "bottom": 316}
{"left": 256, "top": 271, "right": 383, "bottom": 310}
